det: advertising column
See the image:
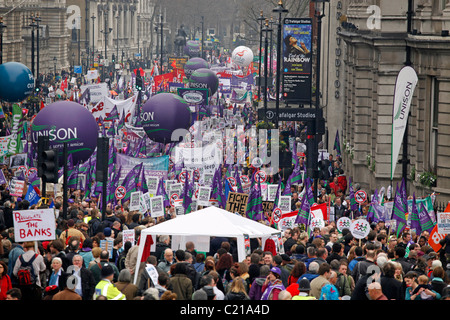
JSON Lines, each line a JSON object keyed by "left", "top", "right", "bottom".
{"left": 282, "top": 18, "right": 313, "bottom": 104}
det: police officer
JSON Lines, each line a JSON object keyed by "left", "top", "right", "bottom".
{"left": 94, "top": 264, "right": 126, "bottom": 300}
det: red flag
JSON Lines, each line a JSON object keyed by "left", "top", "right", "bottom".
{"left": 40, "top": 100, "right": 45, "bottom": 110}
{"left": 60, "top": 78, "right": 68, "bottom": 91}
{"left": 310, "top": 202, "right": 328, "bottom": 221}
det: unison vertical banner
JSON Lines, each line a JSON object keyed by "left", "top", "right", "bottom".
{"left": 390, "top": 66, "right": 418, "bottom": 180}
{"left": 282, "top": 18, "right": 313, "bottom": 103}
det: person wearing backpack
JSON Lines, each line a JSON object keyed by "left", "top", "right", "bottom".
{"left": 12, "top": 241, "right": 46, "bottom": 300}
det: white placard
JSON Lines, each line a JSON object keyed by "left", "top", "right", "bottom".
{"left": 278, "top": 196, "right": 291, "bottom": 213}
{"left": 267, "top": 184, "right": 279, "bottom": 202}
{"left": 350, "top": 219, "right": 371, "bottom": 239}
{"left": 146, "top": 177, "right": 159, "bottom": 195}
{"left": 122, "top": 229, "right": 136, "bottom": 246}
{"left": 13, "top": 209, "right": 56, "bottom": 242}
{"left": 437, "top": 212, "right": 450, "bottom": 235}
{"left": 197, "top": 186, "right": 211, "bottom": 206}
{"left": 150, "top": 196, "right": 164, "bottom": 217}
{"left": 10, "top": 179, "right": 25, "bottom": 197}
{"left": 129, "top": 191, "right": 142, "bottom": 211}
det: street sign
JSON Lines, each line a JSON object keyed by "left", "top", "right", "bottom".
{"left": 254, "top": 170, "right": 267, "bottom": 183}
{"left": 273, "top": 208, "right": 282, "bottom": 223}
{"left": 355, "top": 190, "right": 367, "bottom": 204}
{"left": 170, "top": 193, "right": 179, "bottom": 207}
{"left": 115, "top": 186, "right": 126, "bottom": 200}
{"left": 257, "top": 108, "right": 322, "bottom": 122}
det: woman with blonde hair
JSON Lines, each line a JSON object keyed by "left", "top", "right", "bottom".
{"left": 224, "top": 276, "right": 249, "bottom": 300}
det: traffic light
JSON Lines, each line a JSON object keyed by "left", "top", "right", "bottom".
{"left": 35, "top": 79, "right": 40, "bottom": 93}
{"left": 41, "top": 149, "right": 59, "bottom": 183}
{"left": 135, "top": 75, "right": 143, "bottom": 91}
{"left": 112, "top": 54, "right": 115, "bottom": 63}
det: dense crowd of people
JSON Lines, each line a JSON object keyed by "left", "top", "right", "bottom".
{"left": 0, "top": 155, "right": 449, "bottom": 301}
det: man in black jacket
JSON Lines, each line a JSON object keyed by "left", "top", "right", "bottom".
{"left": 352, "top": 249, "right": 376, "bottom": 283}
{"left": 69, "top": 254, "right": 96, "bottom": 300}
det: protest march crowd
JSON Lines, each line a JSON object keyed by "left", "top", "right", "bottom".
{"left": 0, "top": 50, "right": 450, "bottom": 303}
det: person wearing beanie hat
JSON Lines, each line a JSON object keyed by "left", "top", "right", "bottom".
{"left": 94, "top": 263, "right": 126, "bottom": 300}
{"left": 261, "top": 267, "right": 285, "bottom": 300}
{"left": 103, "top": 227, "right": 113, "bottom": 238}
{"left": 192, "top": 288, "right": 208, "bottom": 300}
{"left": 292, "top": 277, "right": 316, "bottom": 300}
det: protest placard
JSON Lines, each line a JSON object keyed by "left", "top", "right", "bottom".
{"left": 13, "top": 209, "right": 56, "bottom": 242}
{"left": 197, "top": 186, "right": 211, "bottom": 206}
{"left": 10, "top": 179, "right": 25, "bottom": 197}
{"left": 226, "top": 192, "right": 248, "bottom": 215}
{"left": 150, "top": 196, "right": 164, "bottom": 217}
{"left": 129, "top": 191, "right": 141, "bottom": 211}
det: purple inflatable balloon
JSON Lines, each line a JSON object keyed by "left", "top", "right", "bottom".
{"left": 31, "top": 101, "right": 98, "bottom": 164}
{"left": 141, "top": 93, "right": 192, "bottom": 144}
{"left": 184, "top": 57, "right": 209, "bottom": 80}
{"left": 189, "top": 68, "right": 219, "bottom": 96}
{"left": 184, "top": 40, "right": 201, "bottom": 57}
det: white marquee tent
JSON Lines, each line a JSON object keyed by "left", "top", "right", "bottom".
{"left": 133, "top": 206, "right": 281, "bottom": 284}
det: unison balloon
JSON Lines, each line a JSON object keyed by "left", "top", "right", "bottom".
{"left": 184, "top": 40, "right": 201, "bottom": 57}
{"left": 189, "top": 68, "right": 219, "bottom": 96}
{"left": 184, "top": 57, "right": 209, "bottom": 80}
{"left": 31, "top": 101, "right": 98, "bottom": 164}
{"left": 0, "top": 62, "right": 34, "bottom": 103}
{"left": 231, "top": 46, "right": 254, "bottom": 67}
{"left": 141, "top": 93, "right": 192, "bottom": 144}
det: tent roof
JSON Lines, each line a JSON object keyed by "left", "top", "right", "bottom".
{"left": 140, "top": 206, "right": 280, "bottom": 238}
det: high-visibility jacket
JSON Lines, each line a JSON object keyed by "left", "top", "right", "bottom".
{"left": 94, "top": 279, "right": 126, "bottom": 300}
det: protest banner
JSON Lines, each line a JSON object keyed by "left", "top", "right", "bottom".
{"left": 13, "top": 209, "right": 56, "bottom": 242}
{"left": 225, "top": 192, "right": 248, "bottom": 215}
{"left": 310, "top": 203, "right": 328, "bottom": 221}
{"left": 278, "top": 211, "right": 298, "bottom": 232}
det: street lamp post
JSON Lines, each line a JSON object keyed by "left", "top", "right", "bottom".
{"left": 29, "top": 13, "right": 37, "bottom": 77}
{"left": 160, "top": 14, "right": 163, "bottom": 72}
{"left": 85, "top": 0, "right": 89, "bottom": 68}
{"left": 311, "top": 0, "right": 328, "bottom": 200}
{"left": 257, "top": 11, "right": 265, "bottom": 102}
{"left": 35, "top": 13, "right": 41, "bottom": 80}
{"left": 53, "top": 56, "right": 57, "bottom": 77}
{"left": 272, "top": 0, "right": 288, "bottom": 129}
{"left": 269, "top": 16, "right": 274, "bottom": 79}
{"left": 102, "top": 8, "right": 112, "bottom": 62}
{"left": 116, "top": 15, "right": 119, "bottom": 65}
{"left": 137, "top": 14, "right": 141, "bottom": 62}
{"left": 0, "top": 17, "right": 7, "bottom": 65}
{"left": 91, "top": 14, "right": 96, "bottom": 69}
{"left": 155, "top": 25, "right": 159, "bottom": 64}
{"left": 201, "top": 16, "right": 204, "bottom": 60}
{"left": 263, "top": 19, "right": 273, "bottom": 120}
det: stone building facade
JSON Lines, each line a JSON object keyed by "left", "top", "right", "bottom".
{"left": 0, "top": 0, "right": 70, "bottom": 74}
{"left": 322, "top": 0, "right": 450, "bottom": 203}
